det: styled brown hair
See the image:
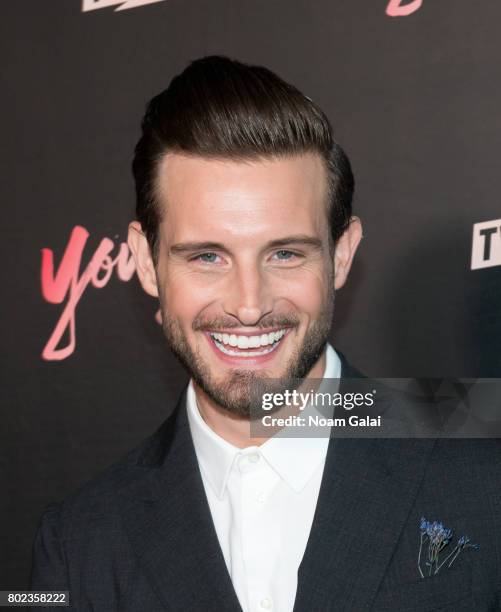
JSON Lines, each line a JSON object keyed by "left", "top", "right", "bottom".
{"left": 132, "top": 55, "right": 354, "bottom": 264}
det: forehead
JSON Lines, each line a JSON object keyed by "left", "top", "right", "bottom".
{"left": 155, "top": 152, "right": 329, "bottom": 242}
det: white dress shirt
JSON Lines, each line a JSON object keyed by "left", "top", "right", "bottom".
{"left": 186, "top": 344, "right": 341, "bottom": 612}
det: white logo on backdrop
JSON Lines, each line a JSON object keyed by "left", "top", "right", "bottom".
{"left": 471, "top": 218, "right": 501, "bottom": 270}
{"left": 82, "top": 0, "right": 166, "bottom": 11}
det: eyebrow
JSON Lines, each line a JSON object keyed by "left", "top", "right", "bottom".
{"left": 169, "top": 235, "right": 323, "bottom": 256}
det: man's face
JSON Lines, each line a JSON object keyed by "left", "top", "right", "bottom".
{"left": 130, "top": 152, "right": 360, "bottom": 417}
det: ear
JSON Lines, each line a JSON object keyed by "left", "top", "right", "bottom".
{"left": 333, "top": 216, "right": 363, "bottom": 290}
{"left": 127, "top": 221, "right": 159, "bottom": 297}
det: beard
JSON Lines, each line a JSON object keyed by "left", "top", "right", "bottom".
{"left": 160, "top": 283, "right": 335, "bottom": 418}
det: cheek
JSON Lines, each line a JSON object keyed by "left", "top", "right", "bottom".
{"left": 160, "top": 271, "right": 220, "bottom": 323}
{"left": 277, "top": 271, "right": 328, "bottom": 316}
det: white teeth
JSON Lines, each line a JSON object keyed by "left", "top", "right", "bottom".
{"left": 249, "top": 336, "right": 260, "bottom": 348}
{"left": 212, "top": 339, "right": 280, "bottom": 357}
{"left": 237, "top": 336, "right": 249, "bottom": 349}
{"left": 209, "top": 328, "right": 288, "bottom": 351}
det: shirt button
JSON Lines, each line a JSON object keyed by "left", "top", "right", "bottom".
{"left": 248, "top": 452, "right": 260, "bottom": 464}
{"left": 256, "top": 491, "right": 266, "bottom": 504}
{"left": 260, "top": 597, "right": 272, "bottom": 609}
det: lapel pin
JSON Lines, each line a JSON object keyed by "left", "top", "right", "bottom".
{"left": 418, "top": 517, "right": 479, "bottom": 578}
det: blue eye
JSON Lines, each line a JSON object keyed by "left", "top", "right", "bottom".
{"left": 197, "top": 252, "right": 219, "bottom": 263}
{"left": 275, "top": 250, "right": 296, "bottom": 260}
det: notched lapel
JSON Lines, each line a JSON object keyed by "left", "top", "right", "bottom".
{"left": 295, "top": 437, "right": 436, "bottom": 611}
{"left": 294, "top": 356, "right": 437, "bottom": 612}
{"left": 117, "top": 392, "right": 242, "bottom": 612}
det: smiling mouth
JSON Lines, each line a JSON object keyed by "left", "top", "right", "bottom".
{"left": 208, "top": 329, "right": 289, "bottom": 357}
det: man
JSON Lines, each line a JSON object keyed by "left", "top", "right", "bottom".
{"left": 31, "top": 56, "right": 501, "bottom": 611}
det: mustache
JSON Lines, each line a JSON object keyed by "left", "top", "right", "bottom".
{"left": 193, "top": 314, "right": 300, "bottom": 331}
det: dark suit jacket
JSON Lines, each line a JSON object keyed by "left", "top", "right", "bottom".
{"left": 31, "top": 356, "right": 501, "bottom": 611}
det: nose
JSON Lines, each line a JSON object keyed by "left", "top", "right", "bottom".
{"left": 223, "top": 262, "right": 273, "bottom": 326}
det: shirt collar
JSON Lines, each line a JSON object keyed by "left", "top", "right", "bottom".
{"left": 186, "top": 343, "right": 341, "bottom": 499}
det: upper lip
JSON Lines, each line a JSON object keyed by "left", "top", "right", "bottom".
{"left": 205, "top": 327, "right": 291, "bottom": 336}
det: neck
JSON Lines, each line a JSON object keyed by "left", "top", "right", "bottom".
{"left": 193, "top": 350, "right": 327, "bottom": 448}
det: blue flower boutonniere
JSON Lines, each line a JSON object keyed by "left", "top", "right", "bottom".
{"left": 418, "top": 517, "right": 479, "bottom": 578}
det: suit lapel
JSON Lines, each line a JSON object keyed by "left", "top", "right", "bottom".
{"left": 117, "top": 391, "right": 242, "bottom": 612}
{"left": 294, "top": 355, "right": 436, "bottom": 611}
{"left": 117, "top": 353, "right": 434, "bottom": 611}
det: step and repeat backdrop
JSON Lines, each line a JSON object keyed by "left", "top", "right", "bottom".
{"left": 2, "top": 0, "right": 500, "bottom": 588}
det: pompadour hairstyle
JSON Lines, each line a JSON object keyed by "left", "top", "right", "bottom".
{"left": 132, "top": 55, "right": 354, "bottom": 264}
